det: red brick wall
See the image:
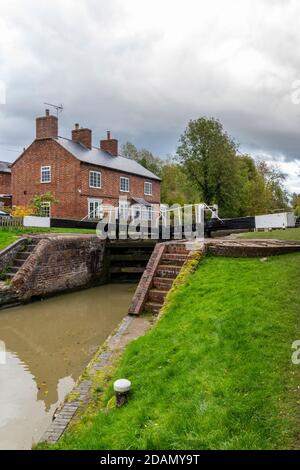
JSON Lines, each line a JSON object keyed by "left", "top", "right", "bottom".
{"left": 11, "top": 139, "right": 161, "bottom": 219}
{"left": 0, "top": 172, "right": 11, "bottom": 194}
{"left": 78, "top": 163, "right": 160, "bottom": 217}
{"left": 11, "top": 139, "right": 81, "bottom": 218}
{"left": 72, "top": 128, "right": 92, "bottom": 149}
{"left": 13, "top": 236, "right": 108, "bottom": 300}
{"left": 36, "top": 114, "right": 58, "bottom": 140}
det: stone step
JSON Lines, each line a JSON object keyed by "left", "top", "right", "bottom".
{"left": 144, "top": 301, "right": 163, "bottom": 313}
{"left": 166, "top": 244, "right": 188, "bottom": 254}
{"left": 148, "top": 289, "right": 168, "bottom": 303}
{"left": 161, "top": 253, "right": 188, "bottom": 266}
{"left": 156, "top": 265, "right": 181, "bottom": 278}
{"left": 16, "top": 252, "right": 31, "bottom": 260}
{"left": 9, "top": 267, "right": 19, "bottom": 273}
{"left": 153, "top": 277, "right": 174, "bottom": 289}
{"left": 26, "top": 244, "right": 37, "bottom": 251}
{"left": 14, "top": 259, "right": 25, "bottom": 267}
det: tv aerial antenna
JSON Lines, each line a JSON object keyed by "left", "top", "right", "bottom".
{"left": 44, "top": 102, "right": 63, "bottom": 117}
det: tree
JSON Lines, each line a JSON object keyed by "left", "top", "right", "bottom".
{"left": 160, "top": 161, "right": 200, "bottom": 206}
{"left": 256, "top": 161, "right": 289, "bottom": 212}
{"left": 122, "top": 142, "right": 163, "bottom": 178}
{"left": 177, "top": 118, "right": 239, "bottom": 217}
{"left": 292, "top": 193, "right": 300, "bottom": 216}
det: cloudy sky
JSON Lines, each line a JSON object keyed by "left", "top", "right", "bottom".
{"left": 0, "top": 0, "right": 299, "bottom": 193}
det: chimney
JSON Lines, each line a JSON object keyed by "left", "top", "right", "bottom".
{"left": 100, "top": 131, "right": 118, "bottom": 156}
{"left": 36, "top": 109, "right": 58, "bottom": 140}
{"left": 72, "top": 124, "right": 92, "bottom": 150}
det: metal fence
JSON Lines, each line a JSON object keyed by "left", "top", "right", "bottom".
{"left": 0, "top": 217, "right": 23, "bottom": 229}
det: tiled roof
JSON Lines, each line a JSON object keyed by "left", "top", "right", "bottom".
{"left": 56, "top": 137, "right": 161, "bottom": 181}
{"left": 0, "top": 161, "right": 11, "bottom": 173}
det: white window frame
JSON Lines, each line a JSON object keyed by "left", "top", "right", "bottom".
{"left": 119, "top": 200, "right": 130, "bottom": 220}
{"left": 120, "top": 176, "right": 130, "bottom": 192}
{"left": 41, "top": 166, "right": 51, "bottom": 183}
{"left": 40, "top": 202, "right": 51, "bottom": 217}
{"left": 144, "top": 181, "right": 152, "bottom": 196}
{"left": 89, "top": 170, "right": 101, "bottom": 189}
{"left": 142, "top": 205, "right": 153, "bottom": 221}
{"left": 88, "top": 198, "right": 103, "bottom": 219}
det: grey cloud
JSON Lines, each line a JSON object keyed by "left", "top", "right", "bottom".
{"left": 0, "top": 0, "right": 299, "bottom": 192}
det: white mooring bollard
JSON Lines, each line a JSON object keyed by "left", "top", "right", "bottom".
{"left": 114, "top": 379, "right": 131, "bottom": 407}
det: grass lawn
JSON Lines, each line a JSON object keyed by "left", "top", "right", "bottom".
{"left": 0, "top": 227, "right": 96, "bottom": 250}
{"left": 42, "top": 253, "right": 300, "bottom": 450}
{"left": 239, "top": 228, "right": 300, "bottom": 240}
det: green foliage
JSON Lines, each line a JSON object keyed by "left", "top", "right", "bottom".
{"left": 42, "top": 253, "right": 300, "bottom": 450}
{"left": 160, "top": 161, "right": 201, "bottom": 206}
{"left": 122, "top": 142, "right": 164, "bottom": 178}
{"left": 292, "top": 194, "right": 300, "bottom": 216}
{"left": 177, "top": 117, "right": 239, "bottom": 217}
{"left": 0, "top": 265, "right": 11, "bottom": 281}
{"left": 31, "top": 192, "right": 59, "bottom": 216}
{"left": 123, "top": 120, "right": 291, "bottom": 217}
{"left": 176, "top": 117, "right": 290, "bottom": 217}
{"left": 122, "top": 142, "right": 200, "bottom": 206}
{"left": 235, "top": 156, "right": 289, "bottom": 216}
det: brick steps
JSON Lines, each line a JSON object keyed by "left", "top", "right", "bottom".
{"left": 148, "top": 288, "right": 168, "bottom": 303}
{"left": 128, "top": 242, "right": 192, "bottom": 316}
{"left": 3, "top": 238, "right": 40, "bottom": 282}
{"left": 161, "top": 253, "right": 188, "bottom": 266}
{"left": 144, "top": 301, "right": 162, "bottom": 313}
{"left": 165, "top": 243, "right": 187, "bottom": 254}
{"left": 156, "top": 265, "right": 181, "bottom": 278}
{"left": 152, "top": 277, "right": 174, "bottom": 289}
{"left": 142, "top": 245, "right": 190, "bottom": 314}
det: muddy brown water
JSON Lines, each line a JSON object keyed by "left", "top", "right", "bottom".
{"left": 0, "top": 283, "right": 136, "bottom": 450}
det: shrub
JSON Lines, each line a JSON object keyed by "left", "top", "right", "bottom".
{"left": 11, "top": 205, "right": 34, "bottom": 217}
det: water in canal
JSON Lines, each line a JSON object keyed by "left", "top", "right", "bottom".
{"left": 0, "top": 283, "right": 136, "bottom": 450}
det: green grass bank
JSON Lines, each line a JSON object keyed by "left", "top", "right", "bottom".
{"left": 239, "top": 227, "right": 300, "bottom": 240}
{"left": 0, "top": 227, "right": 96, "bottom": 250}
{"left": 41, "top": 252, "right": 300, "bottom": 450}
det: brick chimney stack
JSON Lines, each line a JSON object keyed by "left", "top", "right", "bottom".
{"left": 36, "top": 109, "right": 58, "bottom": 140}
{"left": 72, "top": 124, "right": 92, "bottom": 150}
{"left": 100, "top": 131, "right": 118, "bottom": 156}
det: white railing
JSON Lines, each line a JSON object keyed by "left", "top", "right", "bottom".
{"left": 81, "top": 203, "right": 222, "bottom": 225}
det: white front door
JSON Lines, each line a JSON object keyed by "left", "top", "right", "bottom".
{"left": 88, "top": 199, "right": 102, "bottom": 219}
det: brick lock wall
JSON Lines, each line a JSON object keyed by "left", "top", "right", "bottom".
{"left": 11, "top": 138, "right": 161, "bottom": 220}
{"left": 0, "top": 172, "right": 11, "bottom": 194}
{"left": 13, "top": 236, "right": 108, "bottom": 300}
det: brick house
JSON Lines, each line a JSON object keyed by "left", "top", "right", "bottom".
{"left": 11, "top": 110, "right": 161, "bottom": 220}
{"left": 0, "top": 161, "right": 12, "bottom": 209}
